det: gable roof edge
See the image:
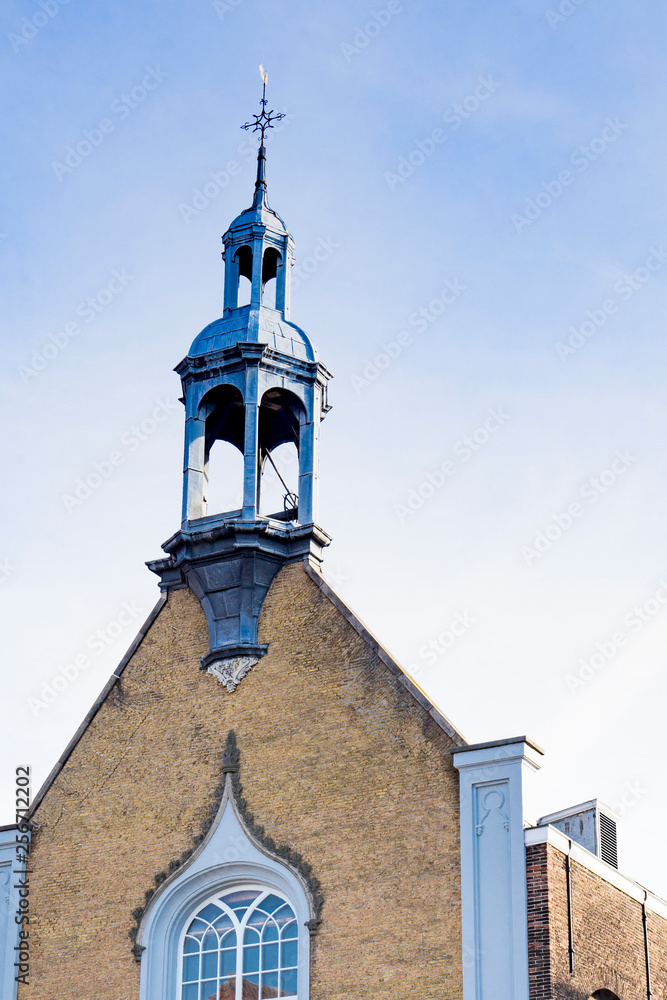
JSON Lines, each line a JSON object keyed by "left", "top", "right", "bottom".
{"left": 303, "top": 561, "right": 467, "bottom": 746}
{"left": 27, "top": 592, "right": 168, "bottom": 819}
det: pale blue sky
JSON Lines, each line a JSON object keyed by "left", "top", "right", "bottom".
{"left": 3, "top": 0, "right": 667, "bottom": 893}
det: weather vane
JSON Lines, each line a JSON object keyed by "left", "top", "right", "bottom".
{"left": 241, "top": 65, "right": 285, "bottom": 145}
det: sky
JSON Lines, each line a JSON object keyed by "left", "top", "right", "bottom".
{"left": 2, "top": 0, "right": 667, "bottom": 896}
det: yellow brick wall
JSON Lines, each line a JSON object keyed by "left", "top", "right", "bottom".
{"left": 22, "top": 561, "right": 463, "bottom": 1000}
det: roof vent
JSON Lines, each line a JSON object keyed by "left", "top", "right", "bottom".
{"left": 537, "top": 799, "right": 619, "bottom": 868}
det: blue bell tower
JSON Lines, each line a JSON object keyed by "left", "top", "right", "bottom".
{"left": 148, "top": 76, "right": 332, "bottom": 689}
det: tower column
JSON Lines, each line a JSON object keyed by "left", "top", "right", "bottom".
{"left": 242, "top": 366, "right": 260, "bottom": 520}
{"left": 250, "top": 233, "right": 264, "bottom": 308}
{"left": 182, "top": 414, "right": 207, "bottom": 522}
{"left": 298, "top": 415, "right": 318, "bottom": 524}
{"left": 223, "top": 248, "right": 239, "bottom": 313}
{"left": 275, "top": 252, "right": 287, "bottom": 314}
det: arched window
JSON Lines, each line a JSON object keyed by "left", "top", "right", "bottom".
{"left": 180, "top": 886, "right": 298, "bottom": 1000}
{"left": 235, "top": 245, "right": 253, "bottom": 308}
{"left": 261, "top": 247, "right": 281, "bottom": 309}
{"left": 589, "top": 991, "right": 620, "bottom": 1000}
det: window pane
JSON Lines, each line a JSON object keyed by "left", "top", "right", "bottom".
{"left": 280, "top": 968, "right": 297, "bottom": 997}
{"left": 220, "top": 928, "right": 236, "bottom": 949}
{"left": 202, "top": 930, "right": 218, "bottom": 951}
{"left": 262, "top": 943, "right": 279, "bottom": 971}
{"left": 187, "top": 918, "right": 208, "bottom": 940}
{"left": 183, "top": 935, "right": 200, "bottom": 954}
{"left": 244, "top": 926, "right": 260, "bottom": 945}
{"left": 280, "top": 919, "right": 297, "bottom": 940}
{"left": 220, "top": 947, "right": 236, "bottom": 976}
{"left": 200, "top": 981, "right": 217, "bottom": 1000}
{"left": 198, "top": 903, "right": 223, "bottom": 923}
{"left": 262, "top": 970, "right": 280, "bottom": 997}
{"left": 218, "top": 979, "right": 235, "bottom": 1000}
{"left": 243, "top": 944, "right": 260, "bottom": 973}
{"left": 182, "top": 983, "right": 198, "bottom": 1000}
{"left": 213, "top": 911, "right": 234, "bottom": 932}
{"left": 262, "top": 922, "right": 279, "bottom": 943}
{"left": 262, "top": 894, "right": 286, "bottom": 915}
{"left": 242, "top": 973, "right": 260, "bottom": 996}
{"left": 202, "top": 950, "right": 217, "bottom": 980}
{"left": 221, "top": 889, "right": 259, "bottom": 916}
{"left": 183, "top": 954, "right": 199, "bottom": 982}
{"left": 281, "top": 939, "right": 297, "bottom": 968}
{"left": 273, "top": 904, "right": 295, "bottom": 926}
{"left": 246, "top": 909, "right": 268, "bottom": 933}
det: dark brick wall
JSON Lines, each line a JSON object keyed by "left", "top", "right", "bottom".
{"left": 527, "top": 840, "right": 667, "bottom": 1000}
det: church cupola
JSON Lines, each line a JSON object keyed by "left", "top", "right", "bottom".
{"left": 148, "top": 72, "right": 332, "bottom": 686}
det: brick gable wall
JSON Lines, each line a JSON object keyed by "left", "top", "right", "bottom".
{"left": 22, "top": 562, "right": 463, "bottom": 1000}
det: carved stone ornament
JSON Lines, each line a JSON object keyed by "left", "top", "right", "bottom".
{"left": 206, "top": 654, "right": 260, "bottom": 692}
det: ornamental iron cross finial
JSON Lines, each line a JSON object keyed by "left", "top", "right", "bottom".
{"left": 241, "top": 65, "right": 285, "bottom": 145}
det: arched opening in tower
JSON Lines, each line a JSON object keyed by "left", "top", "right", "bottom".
{"left": 261, "top": 246, "right": 281, "bottom": 310}
{"left": 201, "top": 384, "right": 245, "bottom": 516}
{"left": 258, "top": 388, "right": 302, "bottom": 520}
{"left": 235, "top": 244, "right": 253, "bottom": 308}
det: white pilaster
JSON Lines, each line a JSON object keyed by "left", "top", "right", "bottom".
{"left": 452, "top": 736, "right": 543, "bottom": 1000}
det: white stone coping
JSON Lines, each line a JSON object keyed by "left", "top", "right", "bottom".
{"left": 525, "top": 823, "right": 667, "bottom": 919}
